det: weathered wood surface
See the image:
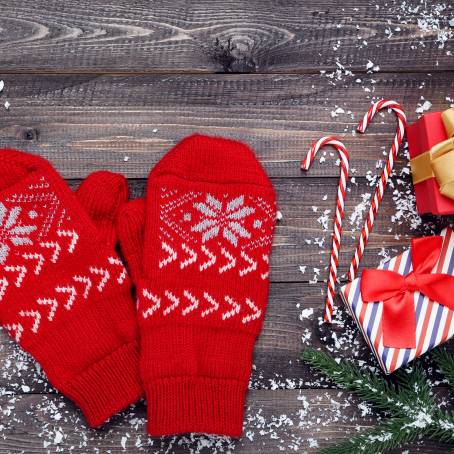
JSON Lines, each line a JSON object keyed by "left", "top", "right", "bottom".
{"left": 1, "top": 390, "right": 451, "bottom": 453}
{"left": 0, "top": 73, "right": 453, "bottom": 178}
{"left": 0, "top": 282, "right": 374, "bottom": 393}
{"left": 0, "top": 391, "right": 378, "bottom": 453}
{"left": 0, "top": 0, "right": 453, "bottom": 452}
{"left": 1, "top": 280, "right": 450, "bottom": 392}
{"left": 0, "top": 0, "right": 452, "bottom": 73}
{"left": 96, "top": 177, "right": 450, "bottom": 283}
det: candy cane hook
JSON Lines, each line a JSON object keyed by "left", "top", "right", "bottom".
{"left": 301, "top": 136, "right": 350, "bottom": 323}
{"left": 348, "top": 100, "right": 407, "bottom": 281}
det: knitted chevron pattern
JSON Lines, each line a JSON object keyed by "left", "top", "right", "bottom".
{"left": 136, "top": 134, "right": 276, "bottom": 437}
{"left": 0, "top": 150, "right": 141, "bottom": 428}
{"left": 139, "top": 189, "right": 274, "bottom": 324}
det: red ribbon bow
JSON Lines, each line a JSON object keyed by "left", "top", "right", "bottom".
{"left": 360, "top": 235, "right": 454, "bottom": 349}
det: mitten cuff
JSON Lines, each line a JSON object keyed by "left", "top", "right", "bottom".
{"left": 27, "top": 287, "right": 141, "bottom": 428}
{"left": 146, "top": 377, "right": 247, "bottom": 437}
{"left": 64, "top": 341, "right": 142, "bottom": 428}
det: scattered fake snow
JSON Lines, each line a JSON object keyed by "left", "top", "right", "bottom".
{"left": 416, "top": 99, "right": 433, "bottom": 113}
{"left": 0, "top": 0, "right": 452, "bottom": 452}
{"left": 0, "top": 80, "right": 9, "bottom": 110}
{"left": 299, "top": 308, "right": 314, "bottom": 321}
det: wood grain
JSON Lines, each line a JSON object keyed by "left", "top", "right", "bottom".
{"left": 0, "top": 279, "right": 450, "bottom": 392}
{"left": 0, "top": 390, "right": 451, "bottom": 453}
{"left": 0, "top": 1, "right": 453, "bottom": 451}
{"left": 96, "top": 177, "right": 454, "bottom": 283}
{"left": 0, "top": 282, "right": 335, "bottom": 392}
{"left": 0, "top": 0, "right": 452, "bottom": 73}
{"left": 1, "top": 177, "right": 451, "bottom": 390}
{"left": 0, "top": 390, "right": 447, "bottom": 454}
{"left": 0, "top": 73, "right": 453, "bottom": 178}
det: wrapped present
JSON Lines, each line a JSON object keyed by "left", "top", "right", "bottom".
{"left": 340, "top": 227, "right": 454, "bottom": 374}
{"left": 407, "top": 108, "right": 454, "bottom": 215}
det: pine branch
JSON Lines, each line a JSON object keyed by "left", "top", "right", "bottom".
{"left": 393, "top": 365, "right": 435, "bottom": 411}
{"left": 432, "top": 348, "right": 454, "bottom": 390}
{"left": 428, "top": 410, "right": 454, "bottom": 443}
{"left": 302, "top": 347, "right": 454, "bottom": 453}
{"left": 319, "top": 417, "right": 425, "bottom": 454}
{"left": 302, "top": 348, "right": 418, "bottom": 417}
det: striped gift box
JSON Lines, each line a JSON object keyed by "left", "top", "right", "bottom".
{"left": 340, "top": 227, "right": 454, "bottom": 374}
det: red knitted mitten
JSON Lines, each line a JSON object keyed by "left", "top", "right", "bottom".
{"left": 0, "top": 150, "right": 142, "bottom": 428}
{"left": 126, "top": 134, "right": 276, "bottom": 437}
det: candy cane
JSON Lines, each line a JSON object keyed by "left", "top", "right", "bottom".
{"left": 348, "top": 100, "right": 407, "bottom": 281}
{"left": 301, "top": 136, "right": 350, "bottom": 323}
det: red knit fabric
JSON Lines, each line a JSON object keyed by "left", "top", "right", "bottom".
{"left": 76, "top": 171, "right": 129, "bottom": 247}
{"left": 0, "top": 150, "right": 142, "bottom": 428}
{"left": 125, "top": 134, "right": 276, "bottom": 436}
{"left": 117, "top": 198, "right": 146, "bottom": 285}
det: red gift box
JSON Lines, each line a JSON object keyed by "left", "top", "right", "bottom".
{"left": 407, "top": 109, "right": 454, "bottom": 215}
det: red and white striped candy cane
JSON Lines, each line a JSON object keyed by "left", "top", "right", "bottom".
{"left": 348, "top": 100, "right": 407, "bottom": 281}
{"left": 301, "top": 136, "right": 350, "bottom": 323}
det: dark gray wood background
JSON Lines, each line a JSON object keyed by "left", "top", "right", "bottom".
{"left": 0, "top": 1, "right": 453, "bottom": 452}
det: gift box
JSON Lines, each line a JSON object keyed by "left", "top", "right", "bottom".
{"left": 407, "top": 108, "right": 454, "bottom": 215}
{"left": 340, "top": 227, "right": 454, "bottom": 374}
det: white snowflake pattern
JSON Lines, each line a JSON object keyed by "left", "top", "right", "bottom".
{"left": 191, "top": 194, "right": 255, "bottom": 246}
{"left": 0, "top": 203, "right": 37, "bottom": 263}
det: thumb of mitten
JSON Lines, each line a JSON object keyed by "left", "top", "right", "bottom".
{"left": 117, "top": 198, "right": 145, "bottom": 286}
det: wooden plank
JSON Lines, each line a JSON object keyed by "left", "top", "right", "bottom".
{"left": 0, "top": 173, "right": 430, "bottom": 284}
{"left": 2, "top": 173, "right": 444, "bottom": 390}
{"left": 0, "top": 73, "right": 453, "bottom": 178}
{"left": 0, "top": 282, "right": 325, "bottom": 392}
{"left": 0, "top": 1, "right": 452, "bottom": 73}
{"left": 89, "top": 177, "right": 453, "bottom": 283}
{"left": 1, "top": 280, "right": 450, "bottom": 392}
{"left": 0, "top": 181, "right": 450, "bottom": 391}
{"left": 0, "top": 390, "right": 449, "bottom": 453}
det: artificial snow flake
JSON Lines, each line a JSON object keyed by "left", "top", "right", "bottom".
{"left": 366, "top": 60, "right": 380, "bottom": 72}
{"left": 331, "top": 106, "right": 345, "bottom": 118}
{"left": 317, "top": 209, "right": 331, "bottom": 230}
{"left": 416, "top": 100, "right": 432, "bottom": 113}
{"left": 299, "top": 308, "right": 314, "bottom": 321}
{"left": 308, "top": 438, "right": 319, "bottom": 448}
{"left": 53, "top": 430, "right": 63, "bottom": 444}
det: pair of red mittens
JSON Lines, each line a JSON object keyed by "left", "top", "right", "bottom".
{"left": 0, "top": 134, "right": 276, "bottom": 437}
{"left": 117, "top": 134, "right": 276, "bottom": 437}
{"left": 0, "top": 149, "right": 141, "bottom": 428}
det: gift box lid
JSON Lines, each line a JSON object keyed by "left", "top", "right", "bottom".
{"left": 407, "top": 112, "right": 454, "bottom": 215}
{"left": 407, "top": 112, "right": 447, "bottom": 158}
{"left": 340, "top": 227, "right": 454, "bottom": 374}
